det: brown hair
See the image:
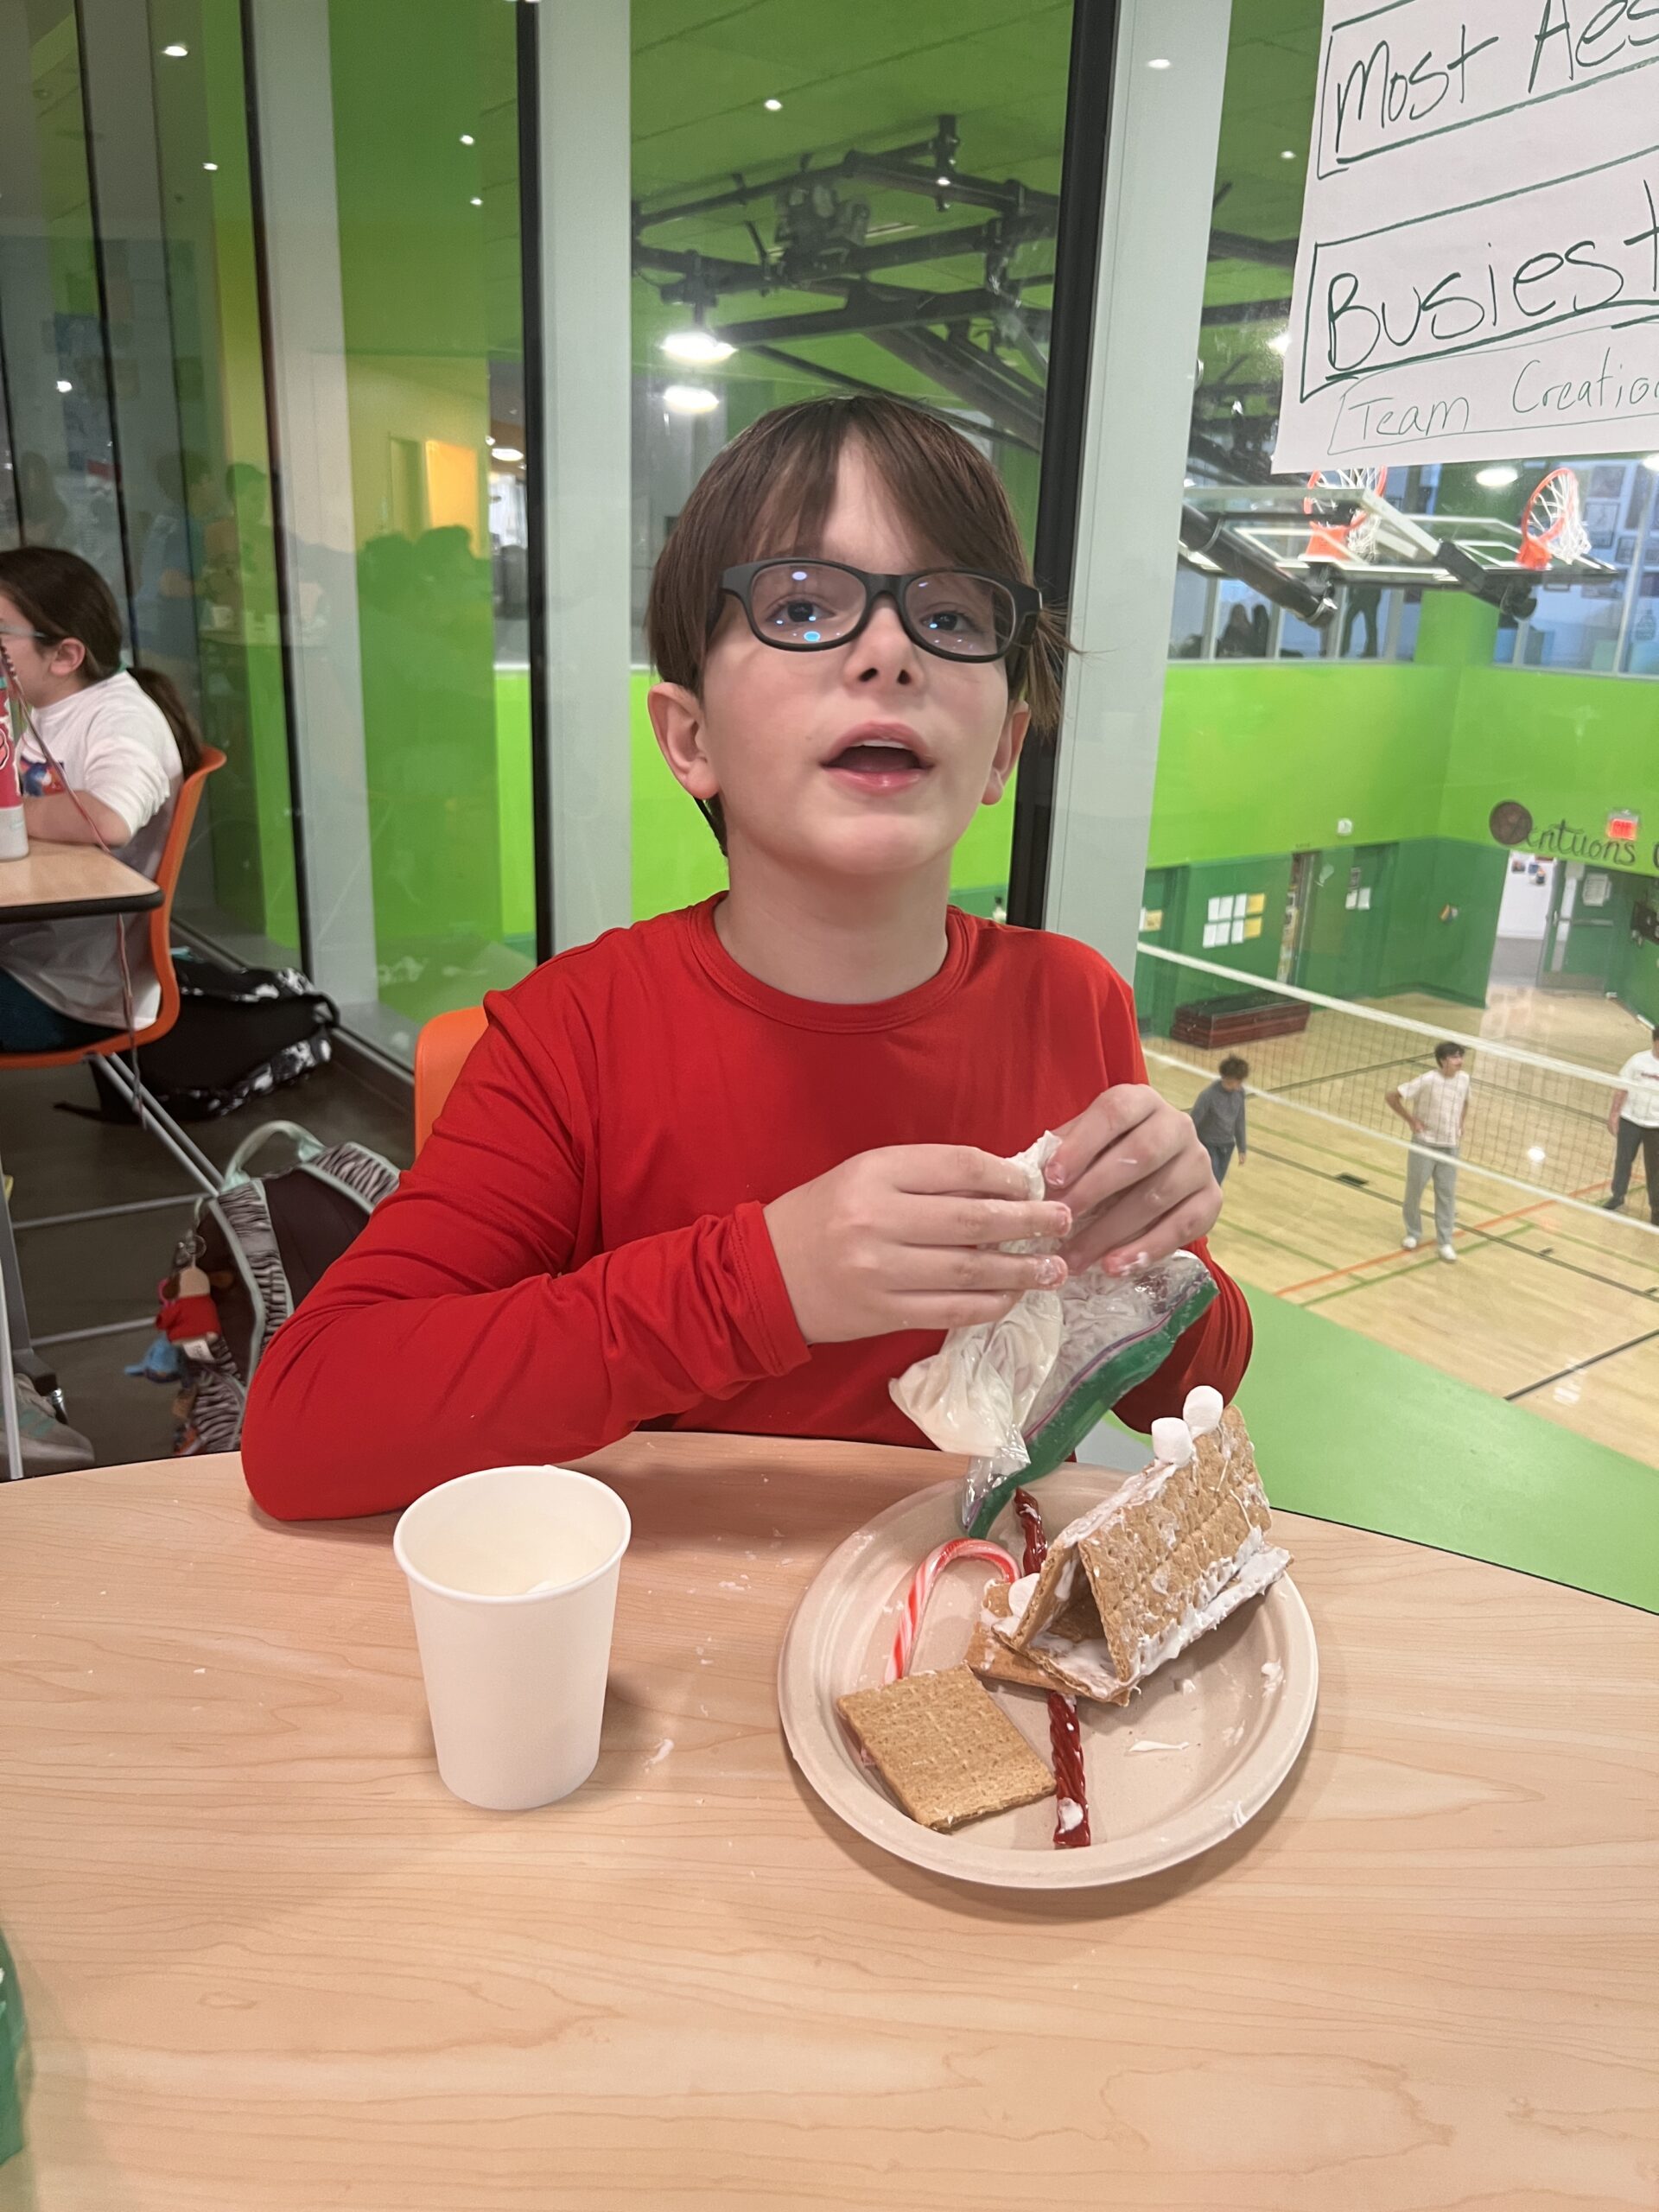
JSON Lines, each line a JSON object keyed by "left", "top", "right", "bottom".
{"left": 1218, "top": 1055, "right": 1249, "bottom": 1080}
{"left": 0, "top": 544, "right": 202, "bottom": 771}
{"left": 1433, "top": 1040, "right": 1464, "bottom": 1065}
{"left": 646, "top": 393, "right": 1066, "bottom": 743}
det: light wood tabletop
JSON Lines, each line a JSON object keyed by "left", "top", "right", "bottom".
{"left": 0, "top": 841, "right": 159, "bottom": 923}
{"left": 1, "top": 1434, "right": 1656, "bottom": 2212}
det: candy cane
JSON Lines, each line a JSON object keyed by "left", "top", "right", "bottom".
{"left": 886, "top": 1538, "right": 1019, "bottom": 1684}
{"left": 1014, "top": 1488, "right": 1092, "bottom": 1850}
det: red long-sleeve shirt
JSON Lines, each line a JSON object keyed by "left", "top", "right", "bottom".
{"left": 242, "top": 899, "right": 1250, "bottom": 1519}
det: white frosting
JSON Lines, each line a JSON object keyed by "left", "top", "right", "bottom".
{"left": 1004, "top": 1573, "right": 1039, "bottom": 1624}
{"left": 1057, "top": 1798, "right": 1085, "bottom": 1832}
{"left": 1150, "top": 1416, "right": 1195, "bottom": 1467}
{"left": 1182, "top": 1385, "right": 1224, "bottom": 1435}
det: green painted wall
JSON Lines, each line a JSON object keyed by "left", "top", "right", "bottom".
{"left": 1441, "top": 667, "right": 1659, "bottom": 874}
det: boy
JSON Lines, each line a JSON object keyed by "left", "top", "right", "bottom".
{"left": 243, "top": 397, "right": 1249, "bottom": 1519}
{"left": 1385, "top": 1042, "right": 1468, "bottom": 1262}
{"left": 1188, "top": 1057, "right": 1249, "bottom": 1184}
{"left": 1603, "top": 1025, "right": 1659, "bottom": 1222}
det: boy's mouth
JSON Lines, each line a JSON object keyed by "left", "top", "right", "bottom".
{"left": 823, "top": 725, "right": 932, "bottom": 789}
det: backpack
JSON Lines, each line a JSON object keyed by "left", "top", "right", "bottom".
{"left": 92, "top": 955, "right": 338, "bottom": 1122}
{"left": 162, "top": 1121, "right": 400, "bottom": 1457}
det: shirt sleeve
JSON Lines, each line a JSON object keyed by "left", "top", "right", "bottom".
{"left": 76, "top": 702, "right": 174, "bottom": 842}
{"left": 241, "top": 993, "right": 810, "bottom": 1521}
{"left": 1398, "top": 1071, "right": 1427, "bottom": 1103}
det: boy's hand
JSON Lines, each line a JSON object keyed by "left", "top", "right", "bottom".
{"left": 764, "top": 1147, "right": 1072, "bottom": 1345}
{"left": 1044, "top": 1086, "right": 1221, "bottom": 1275}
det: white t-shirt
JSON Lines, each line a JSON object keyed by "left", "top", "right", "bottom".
{"left": 1400, "top": 1066, "right": 1469, "bottom": 1147}
{"left": 1615, "top": 1049, "right": 1659, "bottom": 1130}
{"left": 0, "top": 671, "right": 182, "bottom": 1027}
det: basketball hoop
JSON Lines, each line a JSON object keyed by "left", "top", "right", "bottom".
{"left": 1516, "top": 467, "right": 1591, "bottom": 570}
{"left": 1303, "top": 467, "right": 1389, "bottom": 562}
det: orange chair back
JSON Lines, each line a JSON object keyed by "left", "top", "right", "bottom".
{"left": 414, "top": 1003, "right": 488, "bottom": 1154}
{"left": 0, "top": 744, "right": 226, "bottom": 1071}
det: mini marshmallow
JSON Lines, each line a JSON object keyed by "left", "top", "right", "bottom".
{"left": 1150, "top": 1416, "right": 1195, "bottom": 1467}
{"left": 1182, "top": 1384, "right": 1224, "bottom": 1436}
{"left": 1004, "top": 1573, "right": 1040, "bottom": 1622}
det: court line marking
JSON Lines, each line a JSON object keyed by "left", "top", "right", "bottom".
{"left": 1274, "top": 1177, "right": 1614, "bottom": 1298}
{"left": 1506, "top": 1325, "right": 1659, "bottom": 1402}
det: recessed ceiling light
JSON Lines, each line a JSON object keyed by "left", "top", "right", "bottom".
{"left": 493, "top": 446, "right": 524, "bottom": 463}
{"left": 56, "top": 378, "right": 73, "bottom": 393}
{"left": 936, "top": 174, "right": 951, "bottom": 188}
{"left": 1280, "top": 148, "right": 1297, "bottom": 160}
{"left": 661, "top": 327, "right": 734, "bottom": 365}
{"left": 202, "top": 161, "right": 218, "bottom": 172}
{"left": 470, "top": 196, "right": 483, "bottom": 207}
{"left": 460, "top": 133, "right": 474, "bottom": 146}
{"left": 664, "top": 383, "right": 720, "bottom": 416}
{"left": 162, "top": 42, "right": 188, "bottom": 57}
{"left": 763, "top": 97, "right": 782, "bottom": 111}
{"left": 1644, "top": 453, "right": 1659, "bottom": 472}
{"left": 1476, "top": 464, "right": 1518, "bottom": 487}
{"left": 1147, "top": 56, "right": 1172, "bottom": 68}
{"left": 1268, "top": 330, "right": 1291, "bottom": 353}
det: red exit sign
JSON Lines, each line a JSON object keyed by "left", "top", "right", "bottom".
{"left": 1608, "top": 811, "right": 1640, "bottom": 842}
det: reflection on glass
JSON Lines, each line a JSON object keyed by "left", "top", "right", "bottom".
{"left": 629, "top": 6, "right": 1072, "bottom": 922}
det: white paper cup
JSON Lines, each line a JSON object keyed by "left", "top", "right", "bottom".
{"left": 393, "top": 1464, "right": 631, "bottom": 1811}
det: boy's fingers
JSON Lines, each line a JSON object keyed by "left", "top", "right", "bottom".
{"left": 1045, "top": 1088, "right": 1160, "bottom": 1192}
{"left": 887, "top": 1144, "right": 1039, "bottom": 1202}
{"left": 1054, "top": 1113, "right": 1192, "bottom": 1223}
{"left": 901, "top": 1248, "right": 1066, "bottom": 1295}
{"left": 890, "top": 1289, "right": 1027, "bottom": 1329}
{"left": 1060, "top": 1153, "right": 1215, "bottom": 1271}
{"left": 1098, "top": 1189, "right": 1221, "bottom": 1276}
{"left": 894, "top": 1194, "right": 1071, "bottom": 1249}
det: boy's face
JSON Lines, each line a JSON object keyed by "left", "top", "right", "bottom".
{"left": 1221, "top": 1076, "right": 1243, "bottom": 1090}
{"left": 648, "top": 442, "right": 1029, "bottom": 885}
{"left": 1439, "top": 1052, "right": 1465, "bottom": 1076}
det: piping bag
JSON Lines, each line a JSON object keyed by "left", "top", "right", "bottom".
{"left": 891, "top": 1131, "right": 1218, "bottom": 1537}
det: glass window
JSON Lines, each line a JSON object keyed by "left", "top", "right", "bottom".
{"left": 629, "top": 6, "right": 1074, "bottom": 923}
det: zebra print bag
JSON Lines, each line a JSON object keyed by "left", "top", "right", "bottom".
{"left": 168, "top": 1120, "right": 399, "bottom": 1459}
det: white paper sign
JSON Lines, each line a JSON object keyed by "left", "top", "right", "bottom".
{"left": 1274, "top": 0, "right": 1659, "bottom": 470}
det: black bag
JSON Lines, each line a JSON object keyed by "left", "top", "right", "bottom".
{"left": 94, "top": 955, "right": 339, "bottom": 1122}
{"left": 168, "top": 1120, "right": 401, "bottom": 1456}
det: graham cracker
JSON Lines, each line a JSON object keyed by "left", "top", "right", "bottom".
{"left": 992, "top": 1405, "right": 1289, "bottom": 1703}
{"left": 967, "top": 1580, "right": 1131, "bottom": 1705}
{"left": 836, "top": 1664, "right": 1055, "bottom": 1832}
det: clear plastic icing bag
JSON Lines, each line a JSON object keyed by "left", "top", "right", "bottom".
{"left": 888, "top": 1132, "right": 1219, "bottom": 1537}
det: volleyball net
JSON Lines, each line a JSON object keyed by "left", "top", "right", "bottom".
{"left": 1133, "top": 943, "right": 1656, "bottom": 1232}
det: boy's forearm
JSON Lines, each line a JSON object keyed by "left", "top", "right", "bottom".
{"left": 242, "top": 1206, "right": 809, "bottom": 1520}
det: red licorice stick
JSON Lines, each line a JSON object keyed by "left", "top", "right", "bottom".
{"left": 1013, "top": 1487, "right": 1092, "bottom": 1849}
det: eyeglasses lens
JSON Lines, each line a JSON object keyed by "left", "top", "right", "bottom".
{"left": 904, "top": 572, "right": 1016, "bottom": 658}
{"left": 749, "top": 563, "right": 865, "bottom": 647}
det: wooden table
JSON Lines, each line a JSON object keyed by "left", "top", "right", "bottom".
{"left": 0, "top": 840, "right": 160, "bottom": 924}
{"left": 2, "top": 1435, "right": 1656, "bottom": 2211}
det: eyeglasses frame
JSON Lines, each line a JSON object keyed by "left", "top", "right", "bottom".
{"left": 715, "top": 558, "right": 1041, "bottom": 666}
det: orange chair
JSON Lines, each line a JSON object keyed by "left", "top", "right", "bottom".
{"left": 414, "top": 1002, "right": 488, "bottom": 1154}
{"left": 0, "top": 746, "right": 227, "bottom": 1195}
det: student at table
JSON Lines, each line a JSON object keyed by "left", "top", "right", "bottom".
{"left": 243, "top": 397, "right": 1250, "bottom": 1518}
{"left": 0, "top": 546, "right": 200, "bottom": 1052}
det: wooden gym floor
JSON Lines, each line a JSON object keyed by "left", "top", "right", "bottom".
{"left": 1146, "top": 985, "right": 1659, "bottom": 1473}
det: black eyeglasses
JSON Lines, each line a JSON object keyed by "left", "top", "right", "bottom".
{"left": 716, "top": 560, "right": 1039, "bottom": 664}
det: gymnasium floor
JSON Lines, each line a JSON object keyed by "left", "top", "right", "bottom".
{"left": 1146, "top": 983, "right": 1659, "bottom": 1475}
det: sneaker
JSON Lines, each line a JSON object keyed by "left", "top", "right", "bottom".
{"left": 1603, "top": 1196, "right": 1624, "bottom": 1211}
{"left": 1401, "top": 1233, "right": 1421, "bottom": 1250}
{"left": 8, "top": 1375, "right": 95, "bottom": 1476}
{"left": 1438, "top": 1242, "right": 1458, "bottom": 1262}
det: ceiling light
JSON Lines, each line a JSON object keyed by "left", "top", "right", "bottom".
{"left": 661, "top": 327, "right": 734, "bottom": 365}
{"left": 1281, "top": 149, "right": 1297, "bottom": 160}
{"left": 936, "top": 174, "right": 951, "bottom": 188}
{"left": 460, "top": 133, "right": 474, "bottom": 146}
{"left": 1183, "top": 476, "right": 1194, "bottom": 487}
{"left": 470, "top": 196, "right": 483, "bottom": 207}
{"left": 1268, "top": 330, "right": 1291, "bottom": 353}
{"left": 763, "top": 97, "right": 782, "bottom": 111}
{"left": 162, "top": 42, "right": 188, "bottom": 57}
{"left": 1644, "top": 453, "right": 1659, "bottom": 472}
{"left": 1476, "top": 464, "right": 1518, "bottom": 487}
{"left": 202, "top": 161, "right": 218, "bottom": 172}
{"left": 56, "top": 379, "right": 73, "bottom": 393}
{"left": 1526, "top": 1145, "right": 1547, "bottom": 1164}
{"left": 1147, "top": 56, "right": 1172, "bottom": 68}
{"left": 664, "top": 384, "right": 720, "bottom": 416}
{"left": 493, "top": 446, "right": 524, "bottom": 463}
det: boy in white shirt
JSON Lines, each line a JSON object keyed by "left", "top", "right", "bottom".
{"left": 1603, "top": 1027, "right": 1659, "bottom": 1223}
{"left": 1385, "top": 1042, "right": 1469, "bottom": 1262}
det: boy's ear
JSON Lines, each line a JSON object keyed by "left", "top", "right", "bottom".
{"left": 646, "top": 681, "right": 720, "bottom": 804}
{"left": 982, "top": 697, "right": 1030, "bottom": 806}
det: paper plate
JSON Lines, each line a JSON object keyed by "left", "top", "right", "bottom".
{"left": 779, "top": 1467, "right": 1317, "bottom": 1889}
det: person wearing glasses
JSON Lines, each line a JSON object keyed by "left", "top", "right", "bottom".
{"left": 243, "top": 395, "right": 1248, "bottom": 1519}
{"left": 0, "top": 546, "right": 200, "bottom": 1052}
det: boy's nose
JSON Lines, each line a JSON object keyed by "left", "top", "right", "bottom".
{"left": 851, "top": 596, "right": 917, "bottom": 683}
